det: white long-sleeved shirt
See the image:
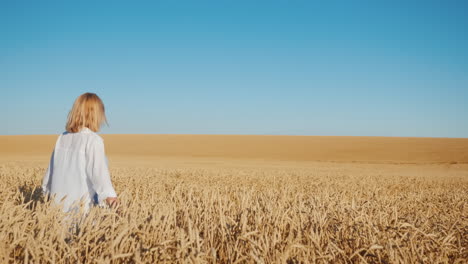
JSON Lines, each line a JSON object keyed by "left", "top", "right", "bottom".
{"left": 42, "top": 127, "right": 117, "bottom": 213}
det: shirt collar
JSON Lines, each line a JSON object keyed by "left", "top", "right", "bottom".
{"left": 79, "top": 127, "right": 92, "bottom": 133}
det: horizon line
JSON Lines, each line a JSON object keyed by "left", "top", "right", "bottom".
{"left": 1, "top": 133, "right": 467, "bottom": 139}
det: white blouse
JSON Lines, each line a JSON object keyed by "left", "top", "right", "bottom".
{"left": 42, "top": 127, "right": 117, "bottom": 213}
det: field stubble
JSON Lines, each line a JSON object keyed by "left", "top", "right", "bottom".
{"left": 0, "top": 160, "right": 466, "bottom": 263}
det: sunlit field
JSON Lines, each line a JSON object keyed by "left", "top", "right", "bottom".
{"left": 0, "top": 135, "right": 467, "bottom": 263}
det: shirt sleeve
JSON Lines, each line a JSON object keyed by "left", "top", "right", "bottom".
{"left": 41, "top": 150, "right": 54, "bottom": 193}
{"left": 86, "top": 137, "right": 117, "bottom": 204}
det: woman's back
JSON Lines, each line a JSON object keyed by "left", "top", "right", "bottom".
{"left": 47, "top": 131, "right": 89, "bottom": 212}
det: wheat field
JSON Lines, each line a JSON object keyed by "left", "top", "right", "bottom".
{"left": 0, "top": 135, "right": 467, "bottom": 263}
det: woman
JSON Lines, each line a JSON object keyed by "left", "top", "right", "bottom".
{"left": 42, "top": 93, "right": 118, "bottom": 213}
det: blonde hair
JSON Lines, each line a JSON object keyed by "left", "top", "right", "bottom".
{"left": 66, "top": 93, "right": 107, "bottom": 133}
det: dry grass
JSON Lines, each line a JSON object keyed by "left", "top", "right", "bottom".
{"left": 0, "top": 160, "right": 467, "bottom": 263}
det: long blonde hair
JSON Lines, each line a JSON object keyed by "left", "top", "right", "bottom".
{"left": 66, "top": 93, "right": 107, "bottom": 133}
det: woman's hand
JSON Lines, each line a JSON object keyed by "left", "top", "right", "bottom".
{"left": 105, "top": 197, "right": 119, "bottom": 208}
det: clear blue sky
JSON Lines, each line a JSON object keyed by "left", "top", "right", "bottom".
{"left": 1, "top": 1, "right": 467, "bottom": 137}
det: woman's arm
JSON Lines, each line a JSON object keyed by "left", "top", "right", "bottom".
{"left": 41, "top": 150, "right": 54, "bottom": 194}
{"left": 86, "top": 137, "right": 117, "bottom": 205}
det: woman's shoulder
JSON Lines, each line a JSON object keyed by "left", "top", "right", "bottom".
{"left": 80, "top": 133, "right": 105, "bottom": 154}
{"left": 86, "top": 131, "right": 104, "bottom": 143}
{"left": 86, "top": 132, "right": 105, "bottom": 148}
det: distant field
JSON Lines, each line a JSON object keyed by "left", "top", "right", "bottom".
{"left": 1, "top": 134, "right": 468, "bottom": 164}
{"left": 0, "top": 134, "right": 467, "bottom": 262}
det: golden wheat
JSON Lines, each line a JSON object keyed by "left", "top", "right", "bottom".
{"left": 0, "top": 162, "right": 467, "bottom": 263}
